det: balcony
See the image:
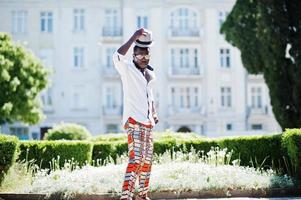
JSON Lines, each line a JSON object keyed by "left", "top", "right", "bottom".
{"left": 102, "top": 26, "right": 122, "bottom": 42}
{"left": 102, "top": 66, "right": 119, "bottom": 78}
{"left": 247, "top": 106, "right": 269, "bottom": 116}
{"left": 168, "top": 105, "right": 205, "bottom": 116}
{"left": 103, "top": 106, "right": 122, "bottom": 116}
{"left": 169, "top": 66, "right": 202, "bottom": 78}
{"left": 168, "top": 27, "right": 202, "bottom": 41}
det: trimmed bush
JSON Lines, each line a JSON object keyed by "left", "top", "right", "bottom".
{"left": 0, "top": 134, "right": 18, "bottom": 183}
{"left": 44, "top": 123, "right": 91, "bottom": 140}
{"left": 282, "top": 129, "right": 301, "bottom": 179}
{"left": 18, "top": 140, "right": 93, "bottom": 169}
{"left": 217, "top": 134, "right": 286, "bottom": 168}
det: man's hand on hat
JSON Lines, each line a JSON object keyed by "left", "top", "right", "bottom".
{"left": 133, "top": 28, "right": 147, "bottom": 41}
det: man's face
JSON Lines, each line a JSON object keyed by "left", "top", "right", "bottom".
{"left": 133, "top": 47, "right": 150, "bottom": 68}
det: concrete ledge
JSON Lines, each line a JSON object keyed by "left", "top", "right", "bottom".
{"left": 0, "top": 188, "right": 301, "bottom": 200}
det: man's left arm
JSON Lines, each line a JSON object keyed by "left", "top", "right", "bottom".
{"left": 152, "top": 101, "right": 159, "bottom": 124}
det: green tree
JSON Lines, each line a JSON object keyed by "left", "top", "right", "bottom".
{"left": 0, "top": 33, "right": 49, "bottom": 125}
{"left": 221, "top": 0, "right": 301, "bottom": 130}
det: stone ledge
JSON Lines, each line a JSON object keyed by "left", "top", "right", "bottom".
{"left": 0, "top": 188, "right": 301, "bottom": 200}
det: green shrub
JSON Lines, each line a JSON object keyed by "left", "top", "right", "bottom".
{"left": 217, "top": 134, "right": 286, "bottom": 169}
{"left": 18, "top": 140, "right": 93, "bottom": 169}
{"left": 44, "top": 123, "right": 91, "bottom": 140}
{"left": 282, "top": 129, "right": 301, "bottom": 179}
{"left": 0, "top": 134, "right": 18, "bottom": 184}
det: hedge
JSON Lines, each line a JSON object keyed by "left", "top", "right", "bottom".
{"left": 0, "top": 134, "right": 18, "bottom": 183}
{"left": 282, "top": 129, "right": 301, "bottom": 179}
{"left": 217, "top": 134, "right": 286, "bottom": 169}
{"left": 91, "top": 134, "right": 285, "bottom": 171}
{"left": 2, "top": 129, "right": 300, "bottom": 180}
{"left": 18, "top": 140, "right": 93, "bottom": 169}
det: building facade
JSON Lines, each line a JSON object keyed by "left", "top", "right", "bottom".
{"left": 0, "top": 0, "right": 281, "bottom": 139}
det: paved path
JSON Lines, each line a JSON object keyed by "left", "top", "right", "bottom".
{"left": 157, "top": 198, "right": 301, "bottom": 200}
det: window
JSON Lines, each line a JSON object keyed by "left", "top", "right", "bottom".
{"left": 32, "top": 132, "right": 39, "bottom": 140}
{"left": 193, "top": 87, "right": 198, "bottom": 107}
{"left": 251, "top": 124, "right": 263, "bottom": 130}
{"left": 41, "top": 87, "right": 53, "bottom": 107}
{"left": 170, "top": 8, "right": 198, "bottom": 36}
{"left": 220, "top": 48, "right": 231, "bottom": 68}
{"left": 40, "top": 11, "right": 53, "bottom": 33}
{"left": 11, "top": 10, "right": 27, "bottom": 34}
{"left": 251, "top": 87, "right": 262, "bottom": 108}
{"left": 171, "top": 87, "right": 199, "bottom": 109}
{"left": 219, "top": 11, "right": 229, "bottom": 28}
{"left": 72, "top": 85, "right": 86, "bottom": 109}
{"left": 104, "top": 9, "right": 121, "bottom": 36}
{"left": 106, "top": 124, "right": 119, "bottom": 133}
{"left": 73, "top": 9, "right": 85, "bottom": 31}
{"left": 39, "top": 49, "right": 54, "bottom": 68}
{"left": 221, "top": 87, "right": 232, "bottom": 107}
{"left": 10, "top": 127, "right": 29, "bottom": 140}
{"left": 73, "top": 47, "right": 84, "bottom": 68}
{"left": 170, "top": 48, "right": 200, "bottom": 75}
{"left": 226, "top": 123, "right": 233, "bottom": 131}
{"left": 137, "top": 15, "right": 148, "bottom": 29}
{"left": 105, "top": 86, "right": 117, "bottom": 109}
{"left": 105, "top": 47, "right": 116, "bottom": 68}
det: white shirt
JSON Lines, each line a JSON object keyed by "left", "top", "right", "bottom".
{"left": 112, "top": 51, "right": 156, "bottom": 127}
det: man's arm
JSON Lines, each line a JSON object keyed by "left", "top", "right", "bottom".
{"left": 152, "top": 101, "right": 159, "bottom": 124}
{"left": 117, "top": 28, "right": 146, "bottom": 55}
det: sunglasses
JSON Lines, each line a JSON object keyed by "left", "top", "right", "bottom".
{"left": 134, "top": 54, "right": 150, "bottom": 60}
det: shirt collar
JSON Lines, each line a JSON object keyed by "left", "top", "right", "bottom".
{"left": 133, "top": 61, "right": 154, "bottom": 73}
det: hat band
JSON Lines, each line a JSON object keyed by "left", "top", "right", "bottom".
{"left": 136, "top": 40, "right": 152, "bottom": 45}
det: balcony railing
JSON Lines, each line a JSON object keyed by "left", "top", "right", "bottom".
{"left": 103, "top": 106, "right": 122, "bottom": 116}
{"left": 247, "top": 106, "right": 268, "bottom": 116}
{"left": 171, "top": 66, "right": 201, "bottom": 76}
{"left": 168, "top": 28, "right": 200, "bottom": 37}
{"left": 102, "top": 26, "right": 122, "bottom": 37}
{"left": 168, "top": 105, "right": 205, "bottom": 115}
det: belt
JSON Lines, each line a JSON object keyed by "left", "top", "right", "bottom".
{"left": 124, "top": 117, "right": 153, "bottom": 129}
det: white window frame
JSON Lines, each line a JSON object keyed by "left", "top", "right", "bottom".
{"left": 104, "top": 8, "right": 121, "bottom": 36}
{"left": 40, "top": 11, "right": 53, "bottom": 33}
{"left": 104, "top": 46, "right": 117, "bottom": 68}
{"left": 39, "top": 48, "right": 54, "bottom": 68}
{"left": 11, "top": 10, "right": 27, "bottom": 34}
{"left": 170, "top": 7, "right": 198, "bottom": 30}
{"left": 220, "top": 48, "right": 231, "bottom": 68}
{"left": 41, "top": 87, "right": 53, "bottom": 108}
{"left": 170, "top": 46, "right": 201, "bottom": 75}
{"left": 71, "top": 85, "right": 86, "bottom": 109}
{"left": 218, "top": 11, "right": 230, "bottom": 29}
{"left": 73, "top": 47, "right": 85, "bottom": 68}
{"left": 220, "top": 86, "right": 232, "bottom": 108}
{"left": 136, "top": 14, "right": 148, "bottom": 29}
{"left": 73, "top": 9, "right": 85, "bottom": 31}
{"left": 169, "top": 85, "right": 200, "bottom": 110}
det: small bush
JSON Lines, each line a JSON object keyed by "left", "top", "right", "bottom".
{"left": 44, "top": 123, "right": 91, "bottom": 140}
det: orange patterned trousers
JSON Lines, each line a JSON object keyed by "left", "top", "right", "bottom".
{"left": 120, "top": 118, "right": 153, "bottom": 200}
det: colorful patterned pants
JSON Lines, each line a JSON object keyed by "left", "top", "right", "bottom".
{"left": 120, "top": 118, "right": 153, "bottom": 200}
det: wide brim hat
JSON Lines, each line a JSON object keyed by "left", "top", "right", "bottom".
{"left": 134, "top": 29, "right": 154, "bottom": 48}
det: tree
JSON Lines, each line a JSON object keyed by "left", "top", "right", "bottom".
{"left": 221, "top": 0, "right": 301, "bottom": 130}
{"left": 0, "top": 33, "right": 49, "bottom": 125}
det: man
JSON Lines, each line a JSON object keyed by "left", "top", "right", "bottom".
{"left": 113, "top": 28, "right": 158, "bottom": 200}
